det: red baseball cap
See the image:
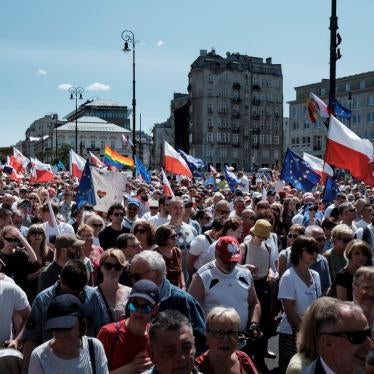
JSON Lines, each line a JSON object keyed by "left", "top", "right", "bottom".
{"left": 215, "top": 236, "right": 241, "bottom": 263}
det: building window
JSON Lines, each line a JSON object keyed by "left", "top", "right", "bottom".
{"left": 265, "top": 135, "right": 272, "bottom": 145}
{"left": 360, "top": 81, "right": 366, "bottom": 89}
{"left": 220, "top": 148, "right": 227, "bottom": 158}
{"left": 313, "top": 135, "right": 322, "bottom": 151}
{"left": 352, "top": 114, "right": 361, "bottom": 125}
{"left": 244, "top": 142, "right": 249, "bottom": 150}
{"left": 208, "top": 103, "right": 213, "bottom": 114}
{"left": 111, "top": 140, "right": 116, "bottom": 149}
{"left": 208, "top": 73, "right": 213, "bottom": 83}
{"left": 207, "top": 133, "right": 213, "bottom": 142}
{"left": 232, "top": 120, "right": 239, "bottom": 129}
{"left": 233, "top": 104, "right": 239, "bottom": 113}
{"left": 208, "top": 89, "right": 213, "bottom": 97}
{"left": 368, "top": 95, "right": 374, "bottom": 106}
{"left": 259, "top": 135, "right": 265, "bottom": 144}
{"left": 91, "top": 139, "right": 96, "bottom": 148}
{"left": 244, "top": 128, "right": 249, "bottom": 136}
{"left": 101, "top": 140, "right": 105, "bottom": 149}
{"left": 262, "top": 150, "right": 269, "bottom": 159}
{"left": 274, "top": 136, "right": 279, "bottom": 145}
{"left": 232, "top": 134, "right": 239, "bottom": 144}
{"left": 353, "top": 96, "right": 360, "bottom": 109}
{"left": 274, "top": 150, "right": 279, "bottom": 160}
{"left": 232, "top": 149, "right": 238, "bottom": 158}
{"left": 345, "top": 83, "right": 350, "bottom": 92}
{"left": 206, "top": 149, "right": 213, "bottom": 158}
{"left": 320, "top": 88, "right": 326, "bottom": 96}
{"left": 208, "top": 118, "right": 213, "bottom": 128}
{"left": 367, "top": 112, "right": 374, "bottom": 123}
{"left": 303, "top": 122, "right": 309, "bottom": 129}
{"left": 252, "top": 135, "right": 258, "bottom": 144}
{"left": 307, "top": 137, "right": 311, "bottom": 147}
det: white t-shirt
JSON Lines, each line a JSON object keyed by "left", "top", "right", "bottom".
{"left": 0, "top": 280, "right": 29, "bottom": 343}
{"left": 189, "top": 234, "right": 215, "bottom": 271}
{"left": 239, "top": 176, "right": 250, "bottom": 193}
{"left": 43, "top": 222, "right": 75, "bottom": 244}
{"left": 28, "top": 336, "right": 108, "bottom": 374}
{"left": 147, "top": 214, "right": 170, "bottom": 228}
{"left": 278, "top": 267, "right": 321, "bottom": 334}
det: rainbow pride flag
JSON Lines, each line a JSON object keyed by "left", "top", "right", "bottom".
{"left": 103, "top": 145, "right": 134, "bottom": 169}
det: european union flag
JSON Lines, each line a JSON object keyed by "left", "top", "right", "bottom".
{"left": 323, "top": 176, "right": 339, "bottom": 204}
{"left": 331, "top": 99, "right": 352, "bottom": 120}
{"left": 76, "top": 160, "right": 96, "bottom": 209}
{"left": 280, "top": 149, "right": 320, "bottom": 192}
{"left": 135, "top": 156, "right": 151, "bottom": 184}
{"left": 224, "top": 165, "right": 242, "bottom": 192}
{"left": 177, "top": 149, "right": 206, "bottom": 177}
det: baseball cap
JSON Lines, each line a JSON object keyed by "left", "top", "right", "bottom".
{"left": 128, "top": 198, "right": 140, "bottom": 207}
{"left": 128, "top": 279, "right": 160, "bottom": 306}
{"left": 149, "top": 200, "right": 159, "bottom": 208}
{"left": 46, "top": 294, "right": 84, "bottom": 331}
{"left": 267, "top": 189, "right": 276, "bottom": 196}
{"left": 215, "top": 236, "right": 241, "bottom": 263}
{"left": 55, "top": 234, "right": 85, "bottom": 250}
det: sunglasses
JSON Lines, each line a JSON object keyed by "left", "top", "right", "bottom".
{"left": 318, "top": 328, "right": 371, "bottom": 345}
{"left": 112, "top": 212, "right": 124, "bottom": 217}
{"left": 340, "top": 237, "right": 352, "bottom": 244}
{"left": 92, "top": 223, "right": 103, "bottom": 228}
{"left": 128, "top": 301, "right": 153, "bottom": 314}
{"left": 315, "top": 236, "right": 327, "bottom": 242}
{"left": 3, "top": 237, "right": 19, "bottom": 243}
{"left": 206, "top": 329, "right": 240, "bottom": 339}
{"left": 216, "top": 210, "right": 229, "bottom": 215}
{"left": 135, "top": 229, "right": 147, "bottom": 234}
{"left": 287, "top": 234, "right": 298, "bottom": 239}
{"left": 31, "top": 232, "right": 44, "bottom": 236}
{"left": 103, "top": 262, "right": 122, "bottom": 271}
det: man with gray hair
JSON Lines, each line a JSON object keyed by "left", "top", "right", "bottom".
{"left": 130, "top": 250, "right": 206, "bottom": 354}
{"left": 304, "top": 225, "right": 331, "bottom": 294}
{"left": 302, "top": 299, "right": 372, "bottom": 374}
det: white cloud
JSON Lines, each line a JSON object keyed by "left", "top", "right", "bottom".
{"left": 58, "top": 83, "right": 73, "bottom": 90}
{"left": 156, "top": 40, "right": 164, "bottom": 47}
{"left": 37, "top": 68, "right": 47, "bottom": 76}
{"left": 86, "top": 82, "right": 111, "bottom": 91}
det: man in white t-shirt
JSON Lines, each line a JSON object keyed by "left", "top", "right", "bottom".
{"left": 147, "top": 196, "right": 170, "bottom": 228}
{"left": 41, "top": 202, "right": 75, "bottom": 244}
{"left": 237, "top": 171, "right": 250, "bottom": 193}
{"left": 0, "top": 279, "right": 30, "bottom": 349}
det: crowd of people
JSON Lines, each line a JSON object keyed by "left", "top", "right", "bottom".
{"left": 0, "top": 170, "right": 373, "bottom": 374}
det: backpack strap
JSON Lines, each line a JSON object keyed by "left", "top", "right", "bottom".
{"left": 108, "top": 321, "right": 121, "bottom": 369}
{"left": 98, "top": 285, "right": 114, "bottom": 323}
{"left": 88, "top": 338, "right": 96, "bottom": 374}
{"left": 203, "top": 233, "right": 213, "bottom": 245}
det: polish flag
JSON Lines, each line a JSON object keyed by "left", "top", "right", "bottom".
{"left": 89, "top": 152, "right": 105, "bottom": 168}
{"left": 164, "top": 141, "right": 192, "bottom": 178}
{"left": 210, "top": 164, "right": 217, "bottom": 176}
{"left": 69, "top": 150, "right": 86, "bottom": 179}
{"left": 30, "top": 158, "right": 54, "bottom": 183}
{"left": 310, "top": 93, "right": 330, "bottom": 118}
{"left": 121, "top": 134, "right": 128, "bottom": 148}
{"left": 325, "top": 115, "right": 374, "bottom": 185}
{"left": 161, "top": 169, "right": 174, "bottom": 197}
{"left": 303, "top": 152, "right": 333, "bottom": 184}
{"left": 12, "top": 147, "right": 30, "bottom": 172}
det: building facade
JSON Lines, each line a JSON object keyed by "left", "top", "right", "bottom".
{"left": 65, "top": 99, "right": 131, "bottom": 129}
{"left": 151, "top": 119, "right": 173, "bottom": 170}
{"left": 188, "top": 49, "right": 283, "bottom": 171}
{"left": 287, "top": 71, "right": 374, "bottom": 159}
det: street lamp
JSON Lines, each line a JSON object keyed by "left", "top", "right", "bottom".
{"left": 68, "top": 87, "right": 84, "bottom": 154}
{"left": 121, "top": 30, "right": 136, "bottom": 164}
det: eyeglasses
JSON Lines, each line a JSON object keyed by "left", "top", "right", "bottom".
{"left": 103, "top": 262, "right": 123, "bottom": 271}
{"left": 112, "top": 212, "right": 124, "bottom": 217}
{"left": 130, "top": 269, "right": 153, "bottom": 282}
{"left": 3, "top": 237, "right": 19, "bottom": 243}
{"left": 287, "top": 233, "right": 298, "bottom": 239}
{"left": 128, "top": 301, "right": 153, "bottom": 314}
{"left": 339, "top": 237, "right": 353, "bottom": 244}
{"left": 135, "top": 229, "right": 147, "bottom": 234}
{"left": 318, "top": 328, "right": 371, "bottom": 345}
{"left": 92, "top": 223, "right": 103, "bottom": 228}
{"left": 207, "top": 329, "right": 240, "bottom": 339}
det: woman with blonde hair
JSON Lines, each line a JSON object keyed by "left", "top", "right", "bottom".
{"left": 329, "top": 239, "right": 372, "bottom": 301}
{"left": 195, "top": 306, "right": 258, "bottom": 373}
{"left": 286, "top": 297, "right": 339, "bottom": 374}
{"left": 25, "top": 224, "right": 54, "bottom": 301}
{"left": 96, "top": 248, "right": 131, "bottom": 323}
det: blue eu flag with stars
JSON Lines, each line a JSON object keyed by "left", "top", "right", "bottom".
{"left": 280, "top": 149, "right": 320, "bottom": 192}
{"left": 76, "top": 160, "right": 96, "bottom": 209}
{"left": 135, "top": 156, "right": 152, "bottom": 184}
{"left": 323, "top": 176, "right": 339, "bottom": 204}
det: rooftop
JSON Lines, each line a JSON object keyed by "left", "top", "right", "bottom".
{"left": 83, "top": 99, "right": 125, "bottom": 107}
{"left": 58, "top": 116, "right": 131, "bottom": 133}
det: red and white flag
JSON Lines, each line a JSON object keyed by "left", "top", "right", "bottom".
{"left": 210, "top": 164, "right": 217, "bottom": 176}
{"left": 303, "top": 152, "right": 333, "bottom": 184}
{"left": 161, "top": 168, "right": 174, "bottom": 197}
{"left": 69, "top": 150, "right": 86, "bottom": 179}
{"left": 164, "top": 141, "right": 192, "bottom": 178}
{"left": 325, "top": 115, "right": 374, "bottom": 185}
{"left": 121, "top": 134, "right": 128, "bottom": 148}
{"left": 30, "top": 158, "right": 54, "bottom": 183}
{"left": 89, "top": 152, "right": 105, "bottom": 168}
{"left": 307, "top": 93, "right": 330, "bottom": 123}
{"left": 12, "top": 147, "right": 30, "bottom": 172}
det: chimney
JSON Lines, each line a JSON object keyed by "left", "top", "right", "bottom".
{"left": 266, "top": 57, "right": 272, "bottom": 64}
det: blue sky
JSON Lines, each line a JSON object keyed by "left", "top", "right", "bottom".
{"left": 1, "top": 0, "right": 373, "bottom": 147}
